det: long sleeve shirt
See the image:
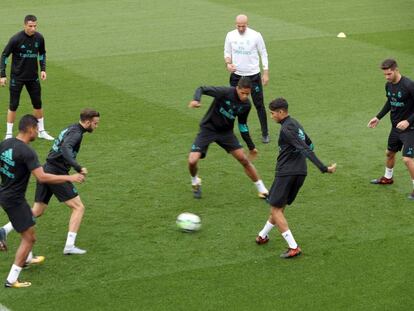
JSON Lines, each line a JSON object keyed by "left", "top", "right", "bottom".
{"left": 224, "top": 27, "right": 268, "bottom": 76}
{"left": 276, "top": 116, "right": 328, "bottom": 177}
{"left": 193, "top": 86, "right": 255, "bottom": 150}
{"left": 0, "top": 31, "right": 46, "bottom": 80}
{"left": 376, "top": 76, "right": 414, "bottom": 128}
{"left": 45, "top": 124, "right": 87, "bottom": 173}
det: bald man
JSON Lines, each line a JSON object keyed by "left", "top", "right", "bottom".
{"left": 224, "top": 14, "right": 270, "bottom": 143}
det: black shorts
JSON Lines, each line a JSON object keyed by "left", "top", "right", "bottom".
{"left": 35, "top": 180, "right": 79, "bottom": 204}
{"left": 0, "top": 199, "right": 35, "bottom": 233}
{"left": 190, "top": 127, "right": 242, "bottom": 158}
{"left": 387, "top": 128, "right": 414, "bottom": 157}
{"left": 9, "top": 78, "right": 42, "bottom": 111}
{"left": 268, "top": 175, "right": 306, "bottom": 207}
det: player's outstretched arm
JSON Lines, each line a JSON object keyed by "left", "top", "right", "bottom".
{"left": 32, "top": 167, "right": 85, "bottom": 184}
{"left": 68, "top": 173, "right": 85, "bottom": 183}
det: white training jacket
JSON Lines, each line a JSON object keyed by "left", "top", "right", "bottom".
{"left": 224, "top": 27, "right": 269, "bottom": 76}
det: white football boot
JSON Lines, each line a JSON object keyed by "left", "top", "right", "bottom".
{"left": 38, "top": 130, "right": 54, "bottom": 140}
{"left": 63, "top": 246, "right": 87, "bottom": 255}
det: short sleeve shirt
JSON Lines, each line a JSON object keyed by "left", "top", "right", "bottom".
{"left": 0, "top": 138, "right": 40, "bottom": 202}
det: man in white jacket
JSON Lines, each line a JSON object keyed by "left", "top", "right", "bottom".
{"left": 224, "top": 14, "right": 270, "bottom": 143}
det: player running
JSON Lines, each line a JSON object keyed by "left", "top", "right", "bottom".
{"left": 0, "top": 115, "right": 84, "bottom": 288}
{"left": 0, "top": 109, "right": 100, "bottom": 256}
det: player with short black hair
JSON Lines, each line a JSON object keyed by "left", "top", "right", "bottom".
{"left": 188, "top": 77, "right": 268, "bottom": 199}
{"left": 255, "top": 98, "right": 336, "bottom": 258}
{"left": 24, "top": 15, "right": 37, "bottom": 24}
{"left": 368, "top": 59, "right": 414, "bottom": 199}
{"left": 0, "top": 15, "right": 54, "bottom": 140}
{"left": 0, "top": 115, "right": 84, "bottom": 288}
{"left": 380, "top": 58, "right": 398, "bottom": 71}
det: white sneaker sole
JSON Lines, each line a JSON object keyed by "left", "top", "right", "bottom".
{"left": 63, "top": 247, "right": 87, "bottom": 255}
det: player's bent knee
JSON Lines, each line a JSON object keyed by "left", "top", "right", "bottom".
{"left": 386, "top": 150, "right": 396, "bottom": 158}
{"left": 232, "top": 150, "right": 248, "bottom": 164}
{"left": 188, "top": 158, "right": 198, "bottom": 166}
{"left": 22, "top": 232, "right": 36, "bottom": 244}
{"left": 33, "top": 210, "right": 43, "bottom": 218}
{"left": 30, "top": 234, "right": 37, "bottom": 244}
{"left": 72, "top": 202, "right": 85, "bottom": 212}
{"left": 32, "top": 203, "right": 47, "bottom": 217}
{"left": 402, "top": 156, "right": 413, "bottom": 165}
{"left": 65, "top": 196, "right": 85, "bottom": 212}
{"left": 271, "top": 206, "right": 285, "bottom": 213}
{"left": 188, "top": 153, "right": 200, "bottom": 166}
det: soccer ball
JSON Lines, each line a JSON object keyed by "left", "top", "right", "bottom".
{"left": 176, "top": 212, "right": 201, "bottom": 232}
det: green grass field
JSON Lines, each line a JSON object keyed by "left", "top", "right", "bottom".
{"left": 0, "top": 0, "right": 414, "bottom": 310}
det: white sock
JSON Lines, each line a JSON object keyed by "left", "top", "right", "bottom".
{"left": 254, "top": 180, "right": 268, "bottom": 193}
{"left": 384, "top": 167, "right": 393, "bottom": 179}
{"left": 259, "top": 221, "right": 274, "bottom": 238}
{"left": 3, "top": 222, "right": 14, "bottom": 235}
{"left": 26, "top": 251, "right": 33, "bottom": 263}
{"left": 65, "top": 232, "right": 77, "bottom": 248}
{"left": 6, "top": 264, "right": 22, "bottom": 284}
{"left": 412, "top": 180, "right": 414, "bottom": 189}
{"left": 37, "top": 117, "right": 45, "bottom": 132}
{"left": 281, "top": 230, "right": 298, "bottom": 249}
{"left": 191, "top": 176, "right": 200, "bottom": 185}
{"left": 6, "top": 122, "right": 13, "bottom": 135}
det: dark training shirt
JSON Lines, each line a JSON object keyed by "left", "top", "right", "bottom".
{"left": 0, "top": 138, "right": 41, "bottom": 202}
{"left": 0, "top": 31, "right": 46, "bottom": 81}
{"left": 193, "top": 86, "right": 255, "bottom": 150}
{"left": 376, "top": 76, "right": 414, "bottom": 128}
{"left": 275, "top": 116, "right": 328, "bottom": 177}
{"left": 45, "top": 124, "right": 87, "bottom": 174}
